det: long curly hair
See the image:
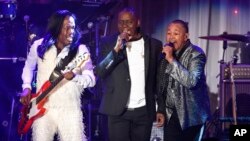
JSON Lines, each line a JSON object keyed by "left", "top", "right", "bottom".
{"left": 37, "top": 10, "right": 81, "bottom": 59}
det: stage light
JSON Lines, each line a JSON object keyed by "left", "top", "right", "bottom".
{"left": 234, "top": 9, "right": 239, "bottom": 14}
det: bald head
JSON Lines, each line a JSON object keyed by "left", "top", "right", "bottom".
{"left": 117, "top": 7, "right": 141, "bottom": 40}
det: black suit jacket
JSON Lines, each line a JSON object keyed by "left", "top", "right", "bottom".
{"left": 94, "top": 34, "right": 164, "bottom": 120}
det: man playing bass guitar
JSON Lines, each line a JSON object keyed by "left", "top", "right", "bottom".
{"left": 19, "top": 10, "right": 96, "bottom": 141}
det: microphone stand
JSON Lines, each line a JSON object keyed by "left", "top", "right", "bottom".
{"left": 7, "top": 97, "right": 15, "bottom": 141}
{"left": 24, "top": 15, "right": 30, "bottom": 57}
{"left": 218, "top": 32, "right": 228, "bottom": 132}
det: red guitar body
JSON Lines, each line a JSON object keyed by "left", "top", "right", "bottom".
{"left": 18, "top": 81, "right": 51, "bottom": 134}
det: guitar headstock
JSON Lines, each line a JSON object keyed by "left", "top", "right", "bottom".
{"left": 64, "top": 53, "right": 90, "bottom": 72}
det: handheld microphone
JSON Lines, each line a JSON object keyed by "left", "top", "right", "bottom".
{"left": 164, "top": 42, "right": 174, "bottom": 48}
{"left": 23, "top": 15, "right": 30, "bottom": 23}
{"left": 87, "top": 22, "right": 94, "bottom": 29}
{"left": 162, "top": 42, "right": 175, "bottom": 59}
{"left": 121, "top": 39, "right": 127, "bottom": 49}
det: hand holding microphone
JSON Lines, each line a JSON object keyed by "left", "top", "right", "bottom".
{"left": 162, "top": 42, "right": 175, "bottom": 63}
{"left": 114, "top": 30, "right": 130, "bottom": 52}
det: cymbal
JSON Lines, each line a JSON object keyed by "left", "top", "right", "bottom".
{"left": 199, "top": 34, "right": 250, "bottom": 43}
{"left": 223, "top": 34, "right": 250, "bottom": 42}
{"left": 199, "top": 35, "right": 226, "bottom": 41}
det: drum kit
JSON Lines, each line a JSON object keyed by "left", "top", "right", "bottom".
{"left": 0, "top": 0, "right": 17, "bottom": 21}
{"left": 200, "top": 32, "right": 250, "bottom": 133}
{"left": 0, "top": 0, "right": 22, "bottom": 62}
{"left": 199, "top": 32, "right": 250, "bottom": 64}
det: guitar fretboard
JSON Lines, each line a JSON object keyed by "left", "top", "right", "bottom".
{"left": 36, "top": 75, "right": 64, "bottom": 104}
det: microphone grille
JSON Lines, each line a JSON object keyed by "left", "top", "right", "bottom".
{"left": 87, "top": 22, "right": 94, "bottom": 29}
{"left": 164, "top": 42, "right": 174, "bottom": 48}
{"left": 23, "top": 15, "right": 30, "bottom": 22}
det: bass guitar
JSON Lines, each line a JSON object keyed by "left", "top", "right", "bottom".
{"left": 18, "top": 53, "right": 90, "bottom": 135}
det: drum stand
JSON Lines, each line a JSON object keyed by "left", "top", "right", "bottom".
{"left": 0, "top": 16, "right": 29, "bottom": 62}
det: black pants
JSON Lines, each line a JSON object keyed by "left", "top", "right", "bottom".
{"left": 108, "top": 106, "right": 153, "bottom": 141}
{"left": 164, "top": 109, "right": 204, "bottom": 141}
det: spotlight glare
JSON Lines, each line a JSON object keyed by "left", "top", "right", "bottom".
{"left": 234, "top": 9, "right": 238, "bottom": 14}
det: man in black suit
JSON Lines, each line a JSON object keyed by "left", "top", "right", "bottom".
{"left": 94, "top": 7, "right": 165, "bottom": 141}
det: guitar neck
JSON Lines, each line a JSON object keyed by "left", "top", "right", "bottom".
{"left": 34, "top": 53, "right": 89, "bottom": 104}
{"left": 229, "top": 62, "right": 237, "bottom": 125}
{"left": 36, "top": 75, "right": 65, "bottom": 104}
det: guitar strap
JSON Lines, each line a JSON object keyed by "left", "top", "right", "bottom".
{"left": 49, "top": 47, "right": 78, "bottom": 82}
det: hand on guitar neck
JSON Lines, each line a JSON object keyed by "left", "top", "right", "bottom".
{"left": 19, "top": 70, "right": 75, "bottom": 105}
{"left": 63, "top": 70, "right": 75, "bottom": 80}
